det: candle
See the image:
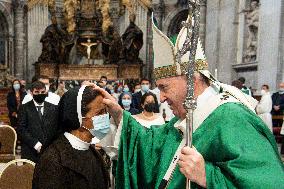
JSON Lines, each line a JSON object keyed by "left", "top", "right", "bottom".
{"left": 214, "top": 68, "right": 218, "bottom": 79}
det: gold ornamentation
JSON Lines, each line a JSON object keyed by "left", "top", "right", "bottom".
{"left": 154, "top": 59, "right": 208, "bottom": 80}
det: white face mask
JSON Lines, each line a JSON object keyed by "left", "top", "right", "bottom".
{"left": 85, "top": 113, "right": 110, "bottom": 140}
{"left": 141, "top": 84, "right": 150, "bottom": 92}
{"left": 260, "top": 89, "right": 266, "bottom": 96}
{"left": 279, "top": 88, "right": 284, "bottom": 93}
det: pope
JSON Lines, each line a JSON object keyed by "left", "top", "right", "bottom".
{"left": 97, "top": 15, "right": 284, "bottom": 189}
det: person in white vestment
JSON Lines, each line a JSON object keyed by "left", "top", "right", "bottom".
{"left": 256, "top": 84, "right": 273, "bottom": 132}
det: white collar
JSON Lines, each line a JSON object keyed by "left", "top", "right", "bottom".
{"left": 174, "top": 119, "right": 186, "bottom": 135}
{"left": 196, "top": 86, "right": 218, "bottom": 108}
{"left": 64, "top": 132, "right": 90, "bottom": 151}
{"left": 174, "top": 86, "right": 217, "bottom": 135}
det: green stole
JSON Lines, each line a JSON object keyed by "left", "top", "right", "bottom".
{"left": 116, "top": 103, "right": 284, "bottom": 189}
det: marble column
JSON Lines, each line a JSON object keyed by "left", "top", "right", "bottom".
{"left": 277, "top": 0, "right": 284, "bottom": 86}
{"left": 199, "top": 0, "right": 207, "bottom": 48}
{"left": 155, "top": 0, "right": 165, "bottom": 30}
{"left": 27, "top": 4, "right": 49, "bottom": 81}
{"left": 257, "top": 0, "right": 282, "bottom": 91}
{"left": 14, "top": 0, "right": 26, "bottom": 79}
{"left": 205, "top": 0, "right": 238, "bottom": 84}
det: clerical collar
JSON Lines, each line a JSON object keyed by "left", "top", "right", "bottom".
{"left": 174, "top": 86, "right": 218, "bottom": 135}
{"left": 174, "top": 119, "right": 186, "bottom": 135}
{"left": 64, "top": 132, "right": 90, "bottom": 151}
{"left": 196, "top": 86, "right": 217, "bottom": 108}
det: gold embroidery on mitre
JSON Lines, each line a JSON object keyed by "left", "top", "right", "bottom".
{"left": 154, "top": 59, "right": 208, "bottom": 80}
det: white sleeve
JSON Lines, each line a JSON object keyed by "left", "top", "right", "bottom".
{"left": 256, "top": 95, "right": 272, "bottom": 114}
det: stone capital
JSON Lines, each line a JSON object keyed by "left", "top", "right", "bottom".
{"left": 13, "top": 0, "right": 27, "bottom": 10}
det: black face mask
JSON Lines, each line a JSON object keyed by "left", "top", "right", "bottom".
{"left": 33, "top": 94, "right": 47, "bottom": 104}
{"left": 144, "top": 103, "right": 156, "bottom": 112}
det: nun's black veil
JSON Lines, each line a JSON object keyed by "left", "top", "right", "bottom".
{"left": 58, "top": 86, "right": 101, "bottom": 133}
{"left": 58, "top": 87, "right": 81, "bottom": 133}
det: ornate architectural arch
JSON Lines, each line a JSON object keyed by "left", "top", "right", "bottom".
{"left": 163, "top": 7, "right": 188, "bottom": 37}
{"left": 0, "top": 2, "right": 13, "bottom": 36}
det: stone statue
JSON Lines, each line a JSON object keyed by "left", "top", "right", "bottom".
{"left": 244, "top": 0, "right": 259, "bottom": 63}
{"left": 38, "top": 17, "right": 74, "bottom": 64}
{"left": 121, "top": 14, "right": 143, "bottom": 64}
{"left": 102, "top": 26, "right": 123, "bottom": 64}
{"left": 81, "top": 39, "right": 97, "bottom": 63}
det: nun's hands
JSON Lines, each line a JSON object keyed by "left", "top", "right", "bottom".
{"left": 93, "top": 85, "right": 123, "bottom": 126}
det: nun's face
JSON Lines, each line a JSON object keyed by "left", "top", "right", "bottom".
{"left": 84, "top": 95, "right": 107, "bottom": 129}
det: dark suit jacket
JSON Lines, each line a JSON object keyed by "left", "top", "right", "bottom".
{"left": 32, "top": 135, "right": 109, "bottom": 189}
{"left": 271, "top": 92, "right": 284, "bottom": 115}
{"left": 7, "top": 91, "right": 26, "bottom": 127}
{"left": 17, "top": 100, "right": 59, "bottom": 163}
{"left": 132, "top": 91, "right": 143, "bottom": 112}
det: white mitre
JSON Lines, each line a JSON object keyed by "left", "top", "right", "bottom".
{"left": 152, "top": 14, "right": 207, "bottom": 80}
{"left": 152, "top": 14, "right": 258, "bottom": 111}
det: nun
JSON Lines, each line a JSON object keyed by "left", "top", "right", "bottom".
{"left": 32, "top": 85, "right": 110, "bottom": 189}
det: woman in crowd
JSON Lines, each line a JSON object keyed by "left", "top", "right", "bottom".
{"left": 118, "top": 92, "right": 139, "bottom": 115}
{"left": 122, "top": 84, "right": 130, "bottom": 93}
{"left": 133, "top": 92, "right": 164, "bottom": 128}
{"left": 55, "top": 81, "right": 68, "bottom": 97}
{"left": 7, "top": 79, "right": 26, "bottom": 128}
{"left": 33, "top": 86, "right": 109, "bottom": 189}
{"left": 256, "top": 84, "right": 273, "bottom": 132}
{"left": 111, "top": 85, "right": 121, "bottom": 101}
{"left": 133, "top": 83, "right": 141, "bottom": 93}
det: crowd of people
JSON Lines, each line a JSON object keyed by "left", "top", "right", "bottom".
{"left": 2, "top": 72, "right": 284, "bottom": 188}
{"left": 5, "top": 75, "right": 173, "bottom": 163}
{"left": 1, "top": 7, "right": 284, "bottom": 187}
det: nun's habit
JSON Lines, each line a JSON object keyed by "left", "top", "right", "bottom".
{"left": 32, "top": 87, "right": 109, "bottom": 189}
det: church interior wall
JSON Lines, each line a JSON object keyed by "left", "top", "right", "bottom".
{"left": 0, "top": 0, "right": 14, "bottom": 76}
{"left": 257, "top": 0, "right": 282, "bottom": 92}
{"left": 0, "top": 0, "right": 282, "bottom": 89}
{"left": 277, "top": 0, "right": 284, "bottom": 88}
{"left": 27, "top": 5, "right": 50, "bottom": 81}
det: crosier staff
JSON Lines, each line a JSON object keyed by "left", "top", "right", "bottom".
{"left": 178, "top": 1, "right": 201, "bottom": 189}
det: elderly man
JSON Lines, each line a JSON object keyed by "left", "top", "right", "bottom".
{"left": 99, "top": 16, "right": 284, "bottom": 189}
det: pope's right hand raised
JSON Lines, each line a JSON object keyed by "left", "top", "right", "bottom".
{"left": 93, "top": 85, "right": 123, "bottom": 126}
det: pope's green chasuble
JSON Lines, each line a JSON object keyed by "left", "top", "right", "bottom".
{"left": 116, "top": 102, "right": 284, "bottom": 189}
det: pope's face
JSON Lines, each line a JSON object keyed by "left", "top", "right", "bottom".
{"left": 156, "top": 76, "right": 187, "bottom": 119}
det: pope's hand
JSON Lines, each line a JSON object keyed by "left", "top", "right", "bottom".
{"left": 93, "top": 85, "right": 123, "bottom": 126}
{"left": 178, "top": 146, "right": 207, "bottom": 188}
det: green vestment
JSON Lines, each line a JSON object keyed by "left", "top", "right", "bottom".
{"left": 116, "top": 102, "right": 284, "bottom": 189}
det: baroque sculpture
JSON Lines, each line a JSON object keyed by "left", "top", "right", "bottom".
{"left": 243, "top": 0, "right": 259, "bottom": 63}
{"left": 121, "top": 14, "right": 143, "bottom": 64}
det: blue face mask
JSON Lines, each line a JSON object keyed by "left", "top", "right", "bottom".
{"left": 13, "top": 84, "right": 21, "bottom": 91}
{"left": 141, "top": 84, "right": 149, "bottom": 92}
{"left": 110, "top": 89, "right": 114, "bottom": 94}
{"left": 89, "top": 113, "right": 110, "bottom": 140}
{"left": 122, "top": 99, "right": 131, "bottom": 107}
{"left": 123, "top": 87, "right": 129, "bottom": 92}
